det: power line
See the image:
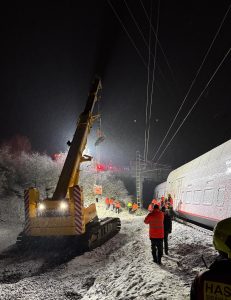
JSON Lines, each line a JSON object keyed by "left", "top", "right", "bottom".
{"left": 151, "top": 3, "right": 231, "bottom": 162}
{"left": 145, "top": 0, "right": 160, "bottom": 162}
{"left": 139, "top": 0, "right": 178, "bottom": 87}
{"left": 107, "top": 0, "right": 148, "bottom": 69}
{"left": 156, "top": 46, "right": 231, "bottom": 163}
{"left": 143, "top": 0, "right": 152, "bottom": 161}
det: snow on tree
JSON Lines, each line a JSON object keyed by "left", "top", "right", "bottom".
{"left": 0, "top": 148, "right": 131, "bottom": 222}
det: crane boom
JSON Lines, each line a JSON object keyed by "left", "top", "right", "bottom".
{"left": 52, "top": 77, "right": 102, "bottom": 200}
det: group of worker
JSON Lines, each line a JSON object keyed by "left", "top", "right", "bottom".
{"left": 144, "top": 196, "right": 231, "bottom": 299}
{"left": 127, "top": 201, "right": 139, "bottom": 213}
{"left": 148, "top": 195, "right": 173, "bottom": 212}
{"left": 105, "top": 197, "right": 121, "bottom": 214}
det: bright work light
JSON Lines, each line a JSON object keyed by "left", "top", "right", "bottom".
{"left": 37, "top": 203, "right": 46, "bottom": 211}
{"left": 59, "top": 201, "right": 68, "bottom": 211}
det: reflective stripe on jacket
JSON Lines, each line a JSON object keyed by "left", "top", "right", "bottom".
{"left": 144, "top": 209, "right": 164, "bottom": 238}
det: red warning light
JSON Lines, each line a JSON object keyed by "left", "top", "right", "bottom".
{"left": 96, "top": 163, "right": 106, "bottom": 171}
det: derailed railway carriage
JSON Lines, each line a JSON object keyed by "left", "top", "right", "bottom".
{"left": 155, "top": 139, "right": 231, "bottom": 228}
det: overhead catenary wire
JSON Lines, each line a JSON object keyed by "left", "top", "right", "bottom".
{"left": 107, "top": 0, "right": 174, "bottom": 93}
{"left": 151, "top": 3, "right": 231, "bottom": 162}
{"left": 145, "top": 0, "right": 160, "bottom": 162}
{"left": 139, "top": 0, "right": 178, "bottom": 88}
{"left": 123, "top": 0, "right": 169, "bottom": 87}
{"left": 143, "top": 0, "right": 152, "bottom": 161}
{"left": 156, "top": 46, "right": 231, "bottom": 163}
{"left": 107, "top": 0, "right": 148, "bottom": 69}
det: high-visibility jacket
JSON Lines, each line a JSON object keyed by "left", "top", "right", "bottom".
{"left": 144, "top": 209, "right": 164, "bottom": 238}
{"left": 190, "top": 258, "right": 231, "bottom": 300}
{"left": 109, "top": 198, "right": 114, "bottom": 205}
{"left": 132, "top": 203, "right": 138, "bottom": 211}
{"left": 105, "top": 197, "right": 110, "bottom": 204}
{"left": 152, "top": 199, "right": 158, "bottom": 204}
{"left": 115, "top": 202, "right": 121, "bottom": 208}
{"left": 148, "top": 204, "right": 153, "bottom": 212}
{"left": 127, "top": 202, "right": 132, "bottom": 208}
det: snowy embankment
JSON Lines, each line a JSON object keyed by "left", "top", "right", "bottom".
{"left": 0, "top": 203, "right": 216, "bottom": 300}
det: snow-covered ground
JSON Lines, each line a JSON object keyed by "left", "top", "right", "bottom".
{"left": 0, "top": 203, "right": 217, "bottom": 300}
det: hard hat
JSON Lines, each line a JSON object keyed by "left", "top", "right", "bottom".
{"left": 213, "top": 218, "right": 231, "bottom": 258}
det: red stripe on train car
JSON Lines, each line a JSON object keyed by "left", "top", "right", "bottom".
{"left": 177, "top": 210, "right": 220, "bottom": 222}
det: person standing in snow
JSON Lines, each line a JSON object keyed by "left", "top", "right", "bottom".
{"left": 190, "top": 218, "right": 231, "bottom": 300}
{"left": 115, "top": 201, "right": 121, "bottom": 214}
{"left": 127, "top": 201, "right": 132, "bottom": 213}
{"left": 144, "top": 204, "right": 164, "bottom": 264}
{"left": 148, "top": 203, "right": 153, "bottom": 212}
{"left": 132, "top": 202, "right": 138, "bottom": 213}
{"left": 105, "top": 197, "right": 110, "bottom": 210}
{"left": 109, "top": 198, "right": 114, "bottom": 211}
{"left": 161, "top": 206, "right": 172, "bottom": 255}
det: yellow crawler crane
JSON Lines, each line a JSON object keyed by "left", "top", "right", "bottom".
{"left": 17, "top": 77, "right": 121, "bottom": 251}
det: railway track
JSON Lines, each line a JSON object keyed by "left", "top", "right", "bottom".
{"left": 174, "top": 216, "right": 213, "bottom": 235}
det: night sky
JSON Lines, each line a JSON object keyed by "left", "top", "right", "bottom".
{"left": 1, "top": 1, "right": 231, "bottom": 168}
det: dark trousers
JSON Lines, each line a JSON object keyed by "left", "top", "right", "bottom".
{"left": 116, "top": 207, "right": 120, "bottom": 214}
{"left": 150, "top": 238, "right": 163, "bottom": 263}
{"left": 164, "top": 232, "right": 169, "bottom": 254}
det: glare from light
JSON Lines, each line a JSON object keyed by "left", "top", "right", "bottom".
{"left": 60, "top": 201, "right": 68, "bottom": 210}
{"left": 38, "top": 203, "right": 46, "bottom": 211}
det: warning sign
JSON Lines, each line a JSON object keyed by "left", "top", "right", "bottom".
{"left": 204, "top": 281, "right": 231, "bottom": 299}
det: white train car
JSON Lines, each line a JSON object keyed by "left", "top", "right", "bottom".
{"left": 155, "top": 139, "right": 231, "bottom": 228}
{"left": 154, "top": 181, "right": 166, "bottom": 201}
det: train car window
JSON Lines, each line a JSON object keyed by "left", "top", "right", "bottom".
{"left": 185, "top": 191, "right": 192, "bottom": 203}
{"left": 203, "top": 189, "right": 214, "bottom": 205}
{"left": 193, "top": 190, "right": 202, "bottom": 204}
{"left": 216, "top": 188, "right": 225, "bottom": 207}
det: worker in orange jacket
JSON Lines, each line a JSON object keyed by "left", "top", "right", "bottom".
{"left": 160, "top": 196, "right": 165, "bottom": 208}
{"left": 132, "top": 202, "right": 138, "bottom": 212}
{"left": 148, "top": 203, "right": 153, "bottom": 212}
{"left": 144, "top": 204, "right": 164, "bottom": 264}
{"left": 115, "top": 201, "right": 121, "bottom": 214}
{"left": 152, "top": 199, "right": 158, "bottom": 205}
{"left": 109, "top": 198, "right": 114, "bottom": 211}
{"left": 105, "top": 197, "right": 110, "bottom": 210}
